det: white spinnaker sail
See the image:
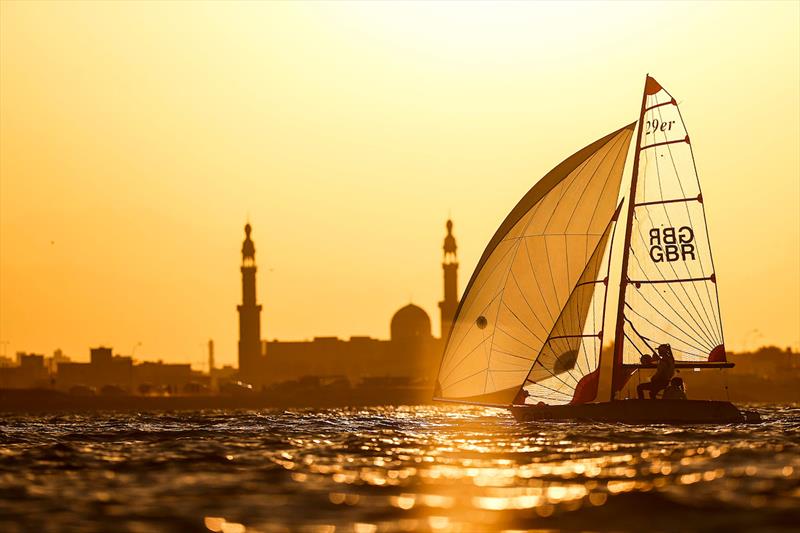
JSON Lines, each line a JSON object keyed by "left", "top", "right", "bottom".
{"left": 621, "top": 77, "right": 726, "bottom": 364}
{"left": 519, "top": 204, "right": 620, "bottom": 405}
{"left": 435, "top": 124, "right": 634, "bottom": 405}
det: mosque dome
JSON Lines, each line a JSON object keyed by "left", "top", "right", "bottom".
{"left": 390, "top": 304, "right": 432, "bottom": 341}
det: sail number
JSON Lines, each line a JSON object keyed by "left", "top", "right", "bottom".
{"left": 645, "top": 119, "right": 676, "bottom": 135}
{"left": 649, "top": 226, "right": 696, "bottom": 263}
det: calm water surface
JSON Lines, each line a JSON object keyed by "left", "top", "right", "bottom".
{"left": 1, "top": 405, "right": 798, "bottom": 532}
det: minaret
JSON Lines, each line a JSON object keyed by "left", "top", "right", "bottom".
{"left": 237, "top": 223, "right": 262, "bottom": 381}
{"left": 438, "top": 219, "right": 459, "bottom": 340}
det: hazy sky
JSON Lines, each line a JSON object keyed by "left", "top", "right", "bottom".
{"left": 1, "top": 1, "right": 798, "bottom": 368}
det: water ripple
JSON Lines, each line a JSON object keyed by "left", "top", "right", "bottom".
{"left": 0, "top": 404, "right": 798, "bottom": 532}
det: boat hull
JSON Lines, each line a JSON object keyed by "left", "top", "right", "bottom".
{"left": 510, "top": 399, "right": 760, "bottom": 424}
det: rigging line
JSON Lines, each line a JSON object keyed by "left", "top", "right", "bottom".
{"left": 668, "top": 104, "right": 725, "bottom": 339}
{"left": 624, "top": 313, "right": 704, "bottom": 358}
{"left": 624, "top": 292, "right": 716, "bottom": 356}
{"left": 623, "top": 331, "right": 647, "bottom": 357}
{"left": 649, "top": 145, "right": 719, "bottom": 341}
{"left": 508, "top": 270, "right": 550, "bottom": 337}
{"left": 630, "top": 211, "right": 719, "bottom": 345}
{"left": 624, "top": 302, "right": 713, "bottom": 355}
{"left": 639, "top": 204, "right": 720, "bottom": 345}
{"left": 498, "top": 300, "right": 545, "bottom": 346}
{"left": 661, "top": 345, "right": 705, "bottom": 359}
{"left": 622, "top": 314, "right": 658, "bottom": 353}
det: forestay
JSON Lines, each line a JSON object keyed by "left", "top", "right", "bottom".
{"left": 620, "top": 76, "right": 726, "bottom": 365}
{"left": 435, "top": 124, "right": 634, "bottom": 405}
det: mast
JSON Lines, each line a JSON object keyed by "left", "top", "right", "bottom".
{"left": 610, "top": 75, "right": 650, "bottom": 401}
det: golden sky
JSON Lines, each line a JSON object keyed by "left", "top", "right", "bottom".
{"left": 1, "top": 1, "right": 798, "bottom": 368}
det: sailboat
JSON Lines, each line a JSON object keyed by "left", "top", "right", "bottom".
{"left": 433, "top": 75, "right": 760, "bottom": 424}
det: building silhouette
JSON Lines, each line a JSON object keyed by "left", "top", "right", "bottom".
{"left": 439, "top": 219, "right": 459, "bottom": 340}
{"left": 237, "top": 223, "right": 262, "bottom": 379}
{"left": 236, "top": 220, "right": 459, "bottom": 387}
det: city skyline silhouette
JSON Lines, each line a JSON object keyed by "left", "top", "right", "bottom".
{"left": 1, "top": 2, "right": 798, "bottom": 368}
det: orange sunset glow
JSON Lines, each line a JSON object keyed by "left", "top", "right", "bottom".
{"left": 2, "top": 1, "right": 798, "bottom": 368}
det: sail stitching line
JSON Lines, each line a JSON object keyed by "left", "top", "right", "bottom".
{"left": 659, "top": 102, "right": 724, "bottom": 339}
{"left": 439, "top": 290, "right": 508, "bottom": 384}
{"left": 498, "top": 297, "right": 546, "bottom": 346}
{"left": 672, "top": 99, "right": 726, "bottom": 346}
{"left": 640, "top": 200, "right": 718, "bottom": 344}
{"left": 440, "top": 241, "right": 520, "bottom": 373}
{"left": 509, "top": 269, "right": 551, "bottom": 336}
{"left": 527, "top": 358, "right": 581, "bottom": 388}
{"left": 624, "top": 300, "right": 713, "bottom": 355}
{"left": 520, "top": 214, "right": 618, "bottom": 403}
{"left": 481, "top": 151, "right": 599, "bottom": 396}
{"left": 648, "top": 125, "right": 720, "bottom": 343}
{"left": 629, "top": 206, "right": 718, "bottom": 346}
{"left": 482, "top": 240, "right": 523, "bottom": 395}
{"left": 644, "top": 141, "right": 717, "bottom": 340}
{"left": 648, "top": 111, "right": 714, "bottom": 338}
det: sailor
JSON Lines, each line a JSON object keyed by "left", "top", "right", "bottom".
{"left": 662, "top": 377, "right": 687, "bottom": 400}
{"left": 636, "top": 344, "right": 675, "bottom": 399}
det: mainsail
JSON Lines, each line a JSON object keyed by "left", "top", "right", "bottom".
{"left": 612, "top": 76, "right": 727, "bottom": 394}
{"left": 435, "top": 124, "right": 634, "bottom": 405}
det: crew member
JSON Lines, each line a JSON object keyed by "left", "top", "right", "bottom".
{"left": 637, "top": 344, "right": 675, "bottom": 399}
{"left": 663, "top": 377, "right": 687, "bottom": 400}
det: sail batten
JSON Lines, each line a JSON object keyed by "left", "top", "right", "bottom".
{"left": 436, "top": 124, "right": 634, "bottom": 406}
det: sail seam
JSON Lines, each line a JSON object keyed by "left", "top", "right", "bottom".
{"left": 654, "top": 104, "right": 722, "bottom": 340}
{"left": 648, "top": 140, "right": 720, "bottom": 341}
